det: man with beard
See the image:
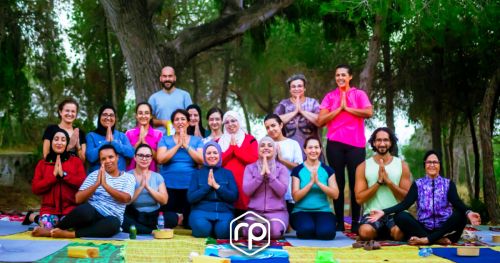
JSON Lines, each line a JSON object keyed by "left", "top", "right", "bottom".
{"left": 149, "top": 66, "right": 193, "bottom": 135}
{"left": 354, "top": 127, "right": 411, "bottom": 241}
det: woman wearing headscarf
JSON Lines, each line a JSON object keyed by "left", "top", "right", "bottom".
{"left": 86, "top": 104, "right": 135, "bottom": 173}
{"left": 187, "top": 141, "right": 238, "bottom": 238}
{"left": 368, "top": 150, "right": 481, "bottom": 245}
{"left": 31, "top": 128, "right": 86, "bottom": 236}
{"left": 220, "top": 110, "right": 259, "bottom": 215}
{"left": 186, "top": 104, "right": 209, "bottom": 138}
{"left": 243, "top": 136, "right": 289, "bottom": 239}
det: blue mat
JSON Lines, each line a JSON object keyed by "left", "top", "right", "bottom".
{"left": 0, "top": 220, "right": 35, "bottom": 236}
{"left": 284, "top": 231, "right": 353, "bottom": 247}
{"left": 432, "top": 248, "right": 500, "bottom": 263}
{"left": 0, "top": 239, "right": 69, "bottom": 262}
{"left": 80, "top": 231, "right": 153, "bottom": 240}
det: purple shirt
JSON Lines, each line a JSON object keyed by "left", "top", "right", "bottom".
{"left": 416, "top": 175, "right": 453, "bottom": 230}
{"left": 242, "top": 162, "right": 289, "bottom": 213}
{"left": 125, "top": 126, "right": 163, "bottom": 172}
{"left": 274, "top": 97, "right": 321, "bottom": 150}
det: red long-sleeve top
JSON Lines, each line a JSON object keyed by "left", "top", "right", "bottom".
{"left": 221, "top": 134, "right": 258, "bottom": 210}
{"left": 31, "top": 156, "right": 86, "bottom": 215}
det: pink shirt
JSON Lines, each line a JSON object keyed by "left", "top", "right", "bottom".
{"left": 320, "top": 87, "right": 372, "bottom": 148}
{"left": 125, "top": 126, "right": 163, "bottom": 171}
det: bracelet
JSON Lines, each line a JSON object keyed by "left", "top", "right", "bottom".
{"left": 465, "top": 210, "right": 472, "bottom": 216}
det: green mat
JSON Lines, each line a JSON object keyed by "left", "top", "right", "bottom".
{"left": 37, "top": 242, "right": 123, "bottom": 263}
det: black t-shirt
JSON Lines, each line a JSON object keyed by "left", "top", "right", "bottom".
{"left": 42, "top": 124, "right": 87, "bottom": 154}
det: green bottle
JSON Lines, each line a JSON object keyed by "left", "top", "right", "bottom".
{"left": 129, "top": 225, "right": 137, "bottom": 239}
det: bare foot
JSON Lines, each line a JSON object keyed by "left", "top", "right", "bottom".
{"left": 50, "top": 228, "right": 76, "bottom": 238}
{"left": 436, "top": 237, "right": 451, "bottom": 245}
{"left": 31, "top": 226, "right": 51, "bottom": 237}
{"left": 408, "top": 236, "right": 429, "bottom": 245}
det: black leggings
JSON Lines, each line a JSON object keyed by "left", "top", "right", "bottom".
{"left": 161, "top": 188, "right": 190, "bottom": 227}
{"left": 394, "top": 211, "right": 466, "bottom": 244}
{"left": 122, "top": 205, "right": 178, "bottom": 234}
{"left": 57, "top": 202, "right": 120, "bottom": 238}
{"left": 326, "top": 140, "right": 365, "bottom": 230}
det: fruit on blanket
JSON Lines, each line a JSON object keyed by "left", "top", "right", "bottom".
{"left": 67, "top": 246, "right": 99, "bottom": 258}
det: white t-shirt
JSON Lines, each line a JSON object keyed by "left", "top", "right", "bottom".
{"left": 80, "top": 170, "right": 135, "bottom": 223}
{"left": 276, "top": 138, "right": 303, "bottom": 201}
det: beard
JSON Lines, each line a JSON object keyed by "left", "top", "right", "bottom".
{"left": 162, "top": 80, "right": 176, "bottom": 90}
{"left": 375, "top": 146, "right": 390, "bottom": 155}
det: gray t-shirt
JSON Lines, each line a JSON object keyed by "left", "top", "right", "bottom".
{"left": 148, "top": 88, "right": 192, "bottom": 134}
{"left": 130, "top": 171, "right": 165, "bottom": 212}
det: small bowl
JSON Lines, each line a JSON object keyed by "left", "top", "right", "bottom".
{"left": 153, "top": 228, "right": 174, "bottom": 239}
{"left": 457, "top": 247, "right": 480, "bottom": 257}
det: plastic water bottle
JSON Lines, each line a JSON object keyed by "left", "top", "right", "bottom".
{"left": 157, "top": 212, "right": 165, "bottom": 229}
{"left": 418, "top": 247, "right": 433, "bottom": 257}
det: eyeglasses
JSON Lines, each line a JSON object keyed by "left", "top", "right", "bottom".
{"left": 136, "top": 154, "right": 153, "bottom": 160}
{"left": 375, "top": 138, "right": 390, "bottom": 143}
{"left": 224, "top": 119, "right": 238, "bottom": 125}
{"left": 102, "top": 113, "right": 115, "bottom": 118}
{"left": 425, "top": 161, "right": 440, "bottom": 166}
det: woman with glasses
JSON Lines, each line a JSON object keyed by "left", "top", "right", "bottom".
{"left": 157, "top": 109, "right": 204, "bottom": 227}
{"left": 203, "top": 107, "right": 224, "bottom": 143}
{"left": 122, "top": 144, "right": 176, "bottom": 234}
{"left": 125, "top": 102, "right": 163, "bottom": 171}
{"left": 42, "top": 98, "right": 87, "bottom": 161}
{"left": 220, "top": 110, "right": 258, "bottom": 216}
{"left": 86, "top": 105, "right": 135, "bottom": 173}
{"left": 274, "top": 74, "right": 321, "bottom": 158}
{"left": 368, "top": 150, "right": 481, "bottom": 245}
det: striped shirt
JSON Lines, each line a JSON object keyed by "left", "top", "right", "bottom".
{"left": 79, "top": 170, "right": 135, "bottom": 223}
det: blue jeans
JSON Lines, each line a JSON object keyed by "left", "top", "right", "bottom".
{"left": 189, "top": 209, "right": 234, "bottom": 239}
{"left": 291, "top": 211, "right": 336, "bottom": 240}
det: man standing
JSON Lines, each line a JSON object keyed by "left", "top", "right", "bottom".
{"left": 149, "top": 66, "right": 192, "bottom": 135}
{"left": 354, "top": 127, "right": 411, "bottom": 240}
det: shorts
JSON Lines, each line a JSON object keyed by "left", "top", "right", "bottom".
{"left": 360, "top": 213, "right": 396, "bottom": 239}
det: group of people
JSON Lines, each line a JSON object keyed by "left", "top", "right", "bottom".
{"left": 25, "top": 65, "right": 480, "bottom": 245}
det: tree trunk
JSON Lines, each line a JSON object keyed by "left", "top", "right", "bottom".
{"left": 478, "top": 68, "right": 500, "bottom": 224}
{"left": 359, "top": 14, "right": 382, "bottom": 95}
{"left": 382, "top": 38, "right": 394, "bottom": 132}
{"left": 430, "top": 96, "right": 443, "bottom": 163}
{"left": 99, "top": 0, "right": 293, "bottom": 103}
{"left": 104, "top": 17, "right": 117, "bottom": 110}
{"left": 233, "top": 91, "right": 252, "bottom": 135}
{"left": 447, "top": 117, "right": 457, "bottom": 182}
{"left": 220, "top": 49, "right": 231, "bottom": 112}
{"left": 467, "top": 108, "right": 481, "bottom": 200}
{"left": 463, "top": 143, "right": 474, "bottom": 201}
{"left": 191, "top": 57, "right": 199, "bottom": 104}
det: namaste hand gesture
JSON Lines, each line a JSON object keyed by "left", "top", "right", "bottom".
{"left": 207, "top": 169, "right": 220, "bottom": 189}
{"left": 139, "top": 125, "right": 147, "bottom": 144}
{"left": 97, "top": 163, "right": 106, "bottom": 186}
{"left": 179, "top": 128, "right": 189, "bottom": 148}
{"left": 340, "top": 92, "right": 347, "bottom": 110}
{"left": 260, "top": 156, "right": 271, "bottom": 178}
{"left": 194, "top": 124, "right": 202, "bottom": 137}
{"left": 378, "top": 159, "right": 388, "bottom": 184}
{"left": 310, "top": 170, "right": 319, "bottom": 185}
{"left": 53, "top": 155, "right": 63, "bottom": 177}
{"left": 230, "top": 134, "right": 237, "bottom": 146}
{"left": 68, "top": 128, "right": 79, "bottom": 150}
{"left": 106, "top": 125, "right": 114, "bottom": 142}
{"left": 294, "top": 96, "right": 302, "bottom": 114}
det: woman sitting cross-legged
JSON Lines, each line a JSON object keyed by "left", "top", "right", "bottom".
{"left": 187, "top": 141, "right": 238, "bottom": 238}
{"left": 243, "top": 136, "right": 290, "bottom": 239}
{"left": 31, "top": 128, "right": 86, "bottom": 236}
{"left": 291, "top": 137, "right": 339, "bottom": 240}
{"left": 122, "top": 144, "right": 177, "bottom": 234}
{"left": 368, "top": 150, "right": 481, "bottom": 245}
{"left": 45, "top": 145, "right": 135, "bottom": 238}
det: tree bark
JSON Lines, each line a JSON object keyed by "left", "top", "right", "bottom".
{"left": 191, "top": 57, "right": 199, "bottom": 104}
{"left": 100, "top": 0, "right": 293, "bottom": 103}
{"left": 447, "top": 117, "right": 457, "bottom": 182}
{"left": 467, "top": 108, "right": 481, "bottom": 200}
{"left": 463, "top": 142, "right": 474, "bottom": 201}
{"left": 232, "top": 91, "right": 252, "bottom": 134}
{"left": 104, "top": 17, "right": 117, "bottom": 110}
{"left": 478, "top": 68, "right": 499, "bottom": 224}
{"left": 220, "top": 49, "right": 231, "bottom": 112}
{"left": 382, "top": 38, "right": 394, "bottom": 131}
{"left": 359, "top": 14, "right": 382, "bottom": 95}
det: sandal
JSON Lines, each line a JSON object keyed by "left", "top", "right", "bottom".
{"left": 363, "top": 240, "right": 381, "bottom": 250}
{"left": 352, "top": 240, "right": 366, "bottom": 248}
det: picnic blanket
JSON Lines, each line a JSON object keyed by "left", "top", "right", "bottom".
{"left": 0, "top": 239, "right": 69, "bottom": 262}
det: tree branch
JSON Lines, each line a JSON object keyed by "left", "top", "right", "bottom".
{"left": 169, "top": 0, "right": 293, "bottom": 63}
{"left": 147, "top": 0, "right": 164, "bottom": 18}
